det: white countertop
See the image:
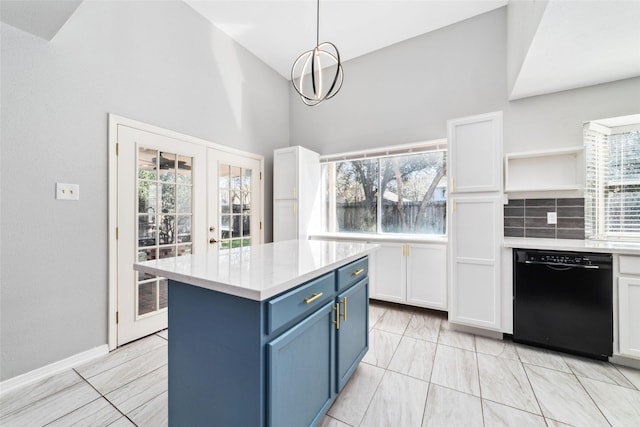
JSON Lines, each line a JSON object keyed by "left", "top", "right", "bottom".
{"left": 134, "top": 240, "right": 378, "bottom": 301}
{"left": 504, "top": 237, "right": 640, "bottom": 255}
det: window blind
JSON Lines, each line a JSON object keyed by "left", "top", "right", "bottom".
{"left": 584, "top": 122, "right": 640, "bottom": 240}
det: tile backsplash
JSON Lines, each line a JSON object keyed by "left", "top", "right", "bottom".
{"left": 504, "top": 198, "right": 585, "bottom": 240}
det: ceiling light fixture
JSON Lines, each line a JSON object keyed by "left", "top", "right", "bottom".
{"left": 291, "top": 0, "right": 343, "bottom": 106}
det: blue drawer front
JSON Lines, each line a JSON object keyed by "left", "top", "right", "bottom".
{"left": 268, "top": 272, "right": 335, "bottom": 334}
{"left": 336, "top": 257, "right": 368, "bottom": 291}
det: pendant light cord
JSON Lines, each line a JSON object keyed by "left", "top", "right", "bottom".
{"left": 316, "top": 0, "right": 320, "bottom": 46}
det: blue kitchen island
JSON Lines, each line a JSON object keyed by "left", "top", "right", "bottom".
{"left": 135, "top": 239, "right": 377, "bottom": 427}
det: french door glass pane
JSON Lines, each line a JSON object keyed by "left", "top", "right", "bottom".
{"left": 138, "top": 281, "right": 157, "bottom": 315}
{"left": 219, "top": 163, "right": 253, "bottom": 250}
{"left": 136, "top": 147, "right": 194, "bottom": 318}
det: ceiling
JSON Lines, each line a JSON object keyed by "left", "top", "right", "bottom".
{"left": 184, "top": 0, "right": 508, "bottom": 78}
{"left": 1, "top": 0, "right": 639, "bottom": 100}
{"left": 509, "top": 0, "right": 640, "bottom": 99}
{"left": 0, "top": 0, "right": 82, "bottom": 41}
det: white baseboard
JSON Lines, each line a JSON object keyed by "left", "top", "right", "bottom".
{"left": 0, "top": 345, "right": 109, "bottom": 397}
{"left": 449, "top": 322, "right": 503, "bottom": 340}
{"left": 610, "top": 353, "right": 640, "bottom": 370}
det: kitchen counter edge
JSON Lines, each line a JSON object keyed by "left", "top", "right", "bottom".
{"left": 504, "top": 237, "right": 640, "bottom": 255}
{"left": 134, "top": 240, "right": 379, "bottom": 301}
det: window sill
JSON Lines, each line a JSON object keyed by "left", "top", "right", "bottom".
{"left": 309, "top": 232, "right": 448, "bottom": 245}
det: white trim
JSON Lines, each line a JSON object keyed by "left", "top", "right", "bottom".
{"left": 108, "top": 114, "right": 265, "bottom": 350}
{"left": 0, "top": 345, "right": 109, "bottom": 397}
{"left": 108, "top": 115, "right": 118, "bottom": 351}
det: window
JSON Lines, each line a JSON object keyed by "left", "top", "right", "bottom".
{"left": 585, "top": 116, "right": 640, "bottom": 241}
{"left": 321, "top": 141, "right": 447, "bottom": 235}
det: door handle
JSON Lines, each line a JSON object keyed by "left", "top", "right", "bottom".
{"left": 333, "top": 303, "right": 340, "bottom": 330}
{"left": 209, "top": 238, "right": 218, "bottom": 244}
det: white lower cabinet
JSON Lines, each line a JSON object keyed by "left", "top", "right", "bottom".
{"left": 617, "top": 255, "right": 640, "bottom": 359}
{"left": 618, "top": 277, "right": 640, "bottom": 358}
{"left": 370, "top": 242, "right": 447, "bottom": 310}
{"left": 449, "top": 195, "right": 502, "bottom": 330}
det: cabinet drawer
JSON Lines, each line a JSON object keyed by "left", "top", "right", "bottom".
{"left": 268, "top": 273, "right": 335, "bottom": 334}
{"left": 337, "top": 257, "right": 368, "bottom": 291}
{"left": 619, "top": 256, "right": 640, "bottom": 275}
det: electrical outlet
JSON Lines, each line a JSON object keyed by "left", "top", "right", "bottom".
{"left": 547, "top": 211, "right": 557, "bottom": 225}
{"left": 56, "top": 183, "right": 80, "bottom": 201}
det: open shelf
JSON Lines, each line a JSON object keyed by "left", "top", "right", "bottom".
{"left": 504, "top": 146, "right": 584, "bottom": 193}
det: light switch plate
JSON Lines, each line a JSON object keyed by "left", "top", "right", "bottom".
{"left": 547, "top": 211, "right": 557, "bottom": 225}
{"left": 56, "top": 183, "right": 80, "bottom": 200}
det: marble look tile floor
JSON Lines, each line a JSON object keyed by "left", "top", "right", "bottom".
{"left": 2, "top": 301, "right": 640, "bottom": 426}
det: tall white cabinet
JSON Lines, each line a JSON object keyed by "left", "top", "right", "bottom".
{"left": 447, "top": 112, "right": 503, "bottom": 331}
{"left": 273, "top": 146, "right": 321, "bottom": 241}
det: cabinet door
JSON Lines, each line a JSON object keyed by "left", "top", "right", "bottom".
{"left": 619, "top": 277, "right": 640, "bottom": 358}
{"left": 449, "top": 195, "right": 502, "bottom": 329}
{"left": 370, "top": 243, "right": 405, "bottom": 303}
{"left": 336, "top": 278, "right": 368, "bottom": 391}
{"left": 448, "top": 111, "right": 502, "bottom": 193}
{"left": 267, "top": 302, "right": 335, "bottom": 427}
{"left": 273, "top": 147, "right": 298, "bottom": 200}
{"left": 297, "top": 148, "right": 321, "bottom": 238}
{"left": 273, "top": 200, "right": 298, "bottom": 242}
{"left": 406, "top": 244, "right": 447, "bottom": 310}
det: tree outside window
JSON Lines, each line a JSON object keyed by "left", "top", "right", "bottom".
{"left": 323, "top": 149, "right": 447, "bottom": 235}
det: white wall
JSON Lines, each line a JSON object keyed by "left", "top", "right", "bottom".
{"left": 290, "top": 8, "right": 640, "bottom": 159}
{"left": 0, "top": 0, "right": 289, "bottom": 380}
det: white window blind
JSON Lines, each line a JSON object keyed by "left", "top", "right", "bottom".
{"left": 585, "top": 122, "right": 640, "bottom": 240}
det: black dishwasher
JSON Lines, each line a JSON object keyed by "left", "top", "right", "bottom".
{"left": 513, "top": 249, "right": 613, "bottom": 360}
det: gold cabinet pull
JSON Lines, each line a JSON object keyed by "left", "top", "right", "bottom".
{"left": 352, "top": 268, "right": 364, "bottom": 276}
{"left": 407, "top": 245, "right": 410, "bottom": 256}
{"left": 452, "top": 177, "right": 456, "bottom": 192}
{"left": 304, "top": 292, "right": 323, "bottom": 304}
{"left": 333, "top": 303, "right": 340, "bottom": 329}
{"left": 341, "top": 297, "right": 347, "bottom": 321}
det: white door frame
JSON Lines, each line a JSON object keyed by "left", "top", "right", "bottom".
{"left": 108, "top": 114, "right": 264, "bottom": 350}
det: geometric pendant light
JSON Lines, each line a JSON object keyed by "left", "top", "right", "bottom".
{"left": 291, "top": 0, "right": 344, "bottom": 106}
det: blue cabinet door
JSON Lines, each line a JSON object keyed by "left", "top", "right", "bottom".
{"left": 267, "top": 301, "right": 336, "bottom": 427}
{"left": 336, "top": 278, "right": 369, "bottom": 391}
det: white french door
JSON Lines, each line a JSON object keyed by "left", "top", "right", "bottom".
{"left": 110, "top": 116, "right": 264, "bottom": 348}
{"left": 116, "top": 124, "right": 207, "bottom": 346}
{"left": 208, "top": 149, "right": 262, "bottom": 250}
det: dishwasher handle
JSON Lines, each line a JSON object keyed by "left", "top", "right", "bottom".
{"left": 523, "top": 260, "right": 601, "bottom": 269}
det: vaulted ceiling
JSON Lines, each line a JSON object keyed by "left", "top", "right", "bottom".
{"left": 2, "top": 0, "right": 639, "bottom": 101}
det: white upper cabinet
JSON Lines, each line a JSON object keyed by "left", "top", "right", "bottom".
{"left": 273, "top": 148, "right": 298, "bottom": 200}
{"left": 448, "top": 111, "right": 503, "bottom": 194}
{"left": 273, "top": 146, "right": 321, "bottom": 241}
